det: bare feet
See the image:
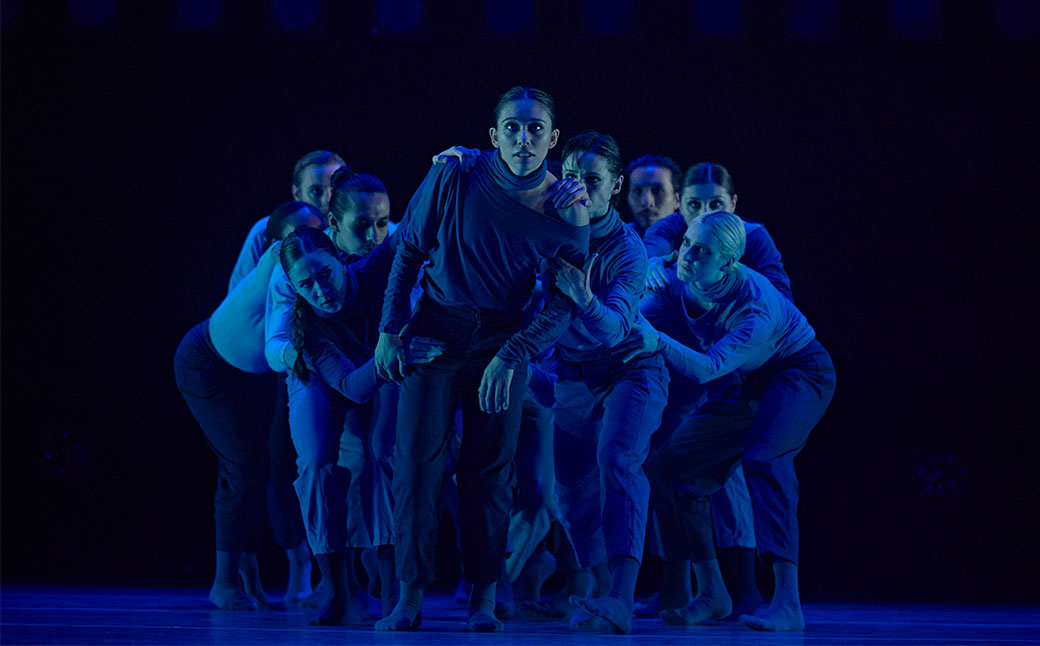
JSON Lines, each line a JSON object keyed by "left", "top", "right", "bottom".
{"left": 308, "top": 597, "right": 350, "bottom": 626}
{"left": 299, "top": 580, "right": 332, "bottom": 609}
{"left": 567, "top": 605, "right": 604, "bottom": 630}
{"left": 284, "top": 545, "right": 313, "bottom": 607}
{"left": 570, "top": 596, "right": 633, "bottom": 634}
{"left": 467, "top": 607, "right": 504, "bottom": 632}
{"left": 741, "top": 601, "right": 805, "bottom": 632}
{"left": 660, "top": 594, "right": 732, "bottom": 626}
{"left": 374, "top": 601, "right": 421, "bottom": 631}
{"left": 209, "top": 584, "right": 256, "bottom": 611}
{"left": 238, "top": 564, "right": 269, "bottom": 609}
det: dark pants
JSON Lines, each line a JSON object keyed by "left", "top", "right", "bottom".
{"left": 646, "top": 340, "right": 836, "bottom": 565}
{"left": 393, "top": 298, "right": 528, "bottom": 585}
{"left": 554, "top": 351, "right": 669, "bottom": 568}
{"left": 174, "top": 320, "right": 305, "bottom": 553}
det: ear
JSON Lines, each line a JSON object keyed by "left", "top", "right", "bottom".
{"left": 291, "top": 184, "right": 301, "bottom": 201}
{"left": 489, "top": 127, "right": 499, "bottom": 149}
{"left": 730, "top": 193, "right": 738, "bottom": 213}
{"left": 327, "top": 210, "right": 339, "bottom": 231}
{"left": 548, "top": 128, "right": 560, "bottom": 149}
{"left": 611, "top": 174, "right": 625, "bottom": 197}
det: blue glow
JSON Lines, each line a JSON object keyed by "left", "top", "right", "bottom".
{"left": 788, "top": 0, "right": 838, "bottom": 40}
{"left": 376, "top": 0, "right": 424, "bottom": 34}
{"left": 583, "top": 0, "right": 635, "bottom": 37}
{"left": 692, "top": 0, "right": 742, "bottom": 38}
{"left": 485, "top": 0, "right": 534, "bottom": 36}
{"left": 273, "top": 0, "right": 320, "bottom": 31}
{"left": 177, "top": 0, "right": 223, "bottom": 30}
{"left": 890, "top": 0, "right": 939, "bottom": 39}
{"left": 996, "top": 0, "right": 1040, "bottom": 40}
{"left": 68, "top": 0, "right": 115, "bottom": 28}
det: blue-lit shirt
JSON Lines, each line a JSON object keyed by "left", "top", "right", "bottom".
{"left": 640, "top": 264, "right": 814, "bottom": 383}
{"left": 209, "top": 242, "right": 281, "bottom": 373}
{"left": 554, "top": 208, "right": 648, "bottom": 363}
{"left": 381, "top": 152, "right": 590, "bottom": 367}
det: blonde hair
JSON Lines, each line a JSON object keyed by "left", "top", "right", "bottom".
{"left": 693, "top": 211, "right": 745, "bottom": 268}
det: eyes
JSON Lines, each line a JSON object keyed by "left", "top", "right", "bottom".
{"left": 563, "top": 171, "right": 601, "bottom": 185}
{"left": 503, "top": 120, "right": 544, "bottom": 134}
{"left": 297, "top": 266, "right": 333, "bottom": 290}
{"left": 685, "top": 198, "right": 727, "bottom": 212}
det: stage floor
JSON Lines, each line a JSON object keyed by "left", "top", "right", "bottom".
{"left": 2, "top": 586, "right": 1037, "bottom": 645}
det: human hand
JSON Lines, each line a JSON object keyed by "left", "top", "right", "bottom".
{"left": 622, "top": 321, "right": 661, "bottom": 363}
{"left": 550, "top": 253, "right": 599, "bottom": 308}
{"left": 374, "top": 332, "right": 407, "bottom": 384}
{"left": 404, "top": 335, "right": 446, "bottom": 365}
{"left": 478, "top": 356, "right": 515, "bottom": 413}
{"left": 645, "top": 251, "right": 678, "bottom": 292}
{"left": 432, "top": 145, "right": 481, "bottom": 171}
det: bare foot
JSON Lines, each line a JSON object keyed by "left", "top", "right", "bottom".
{"left": 566, "top": 600, "right": 604, "bottom": 630}
{"left": 309, "top": 597, "right": 351, "bottom": 626}
{"left": 348, "top": 590, "right": 380, "bottom": 622}
{"left": 209, "top": 584, "right": 256, "bottom": 611}
{"left": 374, "top": 601, "right": 421, "bottom": 631}
{"left": 741, "top": 601, "right": 805, "bottom": 632}
{"left": 660, "top": 594, "right": 732, "bottom": 626}
{"left": 570, "top": 596, "right": 633, "bottom": 634}
{"left": 467, "top": 608, "right": 504, "bottom": 632}
{"left": 300, "top": 580, "right": 332, "bottom": 609}
{"left": 495, "top": 580, "right": 516, "bottom": 620}
{"left": 238, "top": 567, "right": 269, "bottom": 609}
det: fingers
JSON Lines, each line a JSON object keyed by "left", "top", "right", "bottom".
{"left": 550, "top": 178, "right": 589, "bottom": 210}
{"left": 663, "top": 250, "right": 679, "bottom": 264}
{"left": 406, "top": 336, "right": 446, "bottom": 364}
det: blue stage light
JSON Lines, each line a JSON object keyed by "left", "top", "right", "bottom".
{"left": 376, "top": 0, "right": 424, "bottom": 34}
{"left": 583, "top": 0, "right": 635, "bottom": 37}
{"left": 485, "top": 0, "right": 534, "bottom": 37}
{"left": 68, "top": 0, "right": 115, "bottom": 28}
{"left": 692, "top": 0, "right": 742, "bottom": 38}
{"left": 788, "top": 0, "right": 838, "bottom": 40}
{"left": 273, "top": 0, "right": 320, "bottom": 31}
{"left": 890, "top": 0, "right": 939, "bottom": 40}
{"left": 177, "top": 0, "right": 222, "bottom": 31}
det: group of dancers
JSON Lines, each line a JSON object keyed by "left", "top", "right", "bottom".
{"left": 173, "top": 86, "right": 836, "bottom": 634}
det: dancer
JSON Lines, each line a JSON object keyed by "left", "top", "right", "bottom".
{"left": 535, "top": 132, "right": 669, "bottom": 635}
{"left": 278, "top": 227, "right": 443, "bottom": 624}
{"left": 632, "top": 211, "right": 836, "bottom": 632}
{"left": 173, "top": 202, "right": 323, "bottom": 611}
{"left": 374, "top": 86, "right": 590, "bottom": 632}
{"left": 266, "top": 170, "right": 400, "bottom": 617}
{"left": 639, "top": 161, "right": 792, "bottom": 619}
{"left": 624, "top": 154, "right": 681, "bottom": 238}
{"left": 229, "top": 151, "right": 347, "bottom": 289}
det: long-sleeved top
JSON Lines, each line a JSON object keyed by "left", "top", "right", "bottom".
{"left": 294, "top": 233, "right": 401, "bottom": 403}
{"left": 209, "top": 242, "right": 282, "bottom": 373}
{"left": 642, "top": 211, "right": 793, "bottom": 301}
{"left": 380, "top": 151, "right": 590, "bottom": 367}
{"left": 228, "top": 217, "right": 270, "bottom": 293}
{"left": 640, "top": 264, "right": 814, "bottom": 384}
{"left": 554, "top": 208, "right": 648, "bottom": 363}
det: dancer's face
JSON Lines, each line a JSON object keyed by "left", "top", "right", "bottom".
{"left": 286, "top": 249, "right": 348, "bottom": 315}
{"left": 677, "top": 221, "right": 732, "bottom": 287}
{"left": 561, "top": 152, "right": 623, "bottom": 220}
{"left": 490, "top": 99, "right": 559, "bottom": 177}
{"left": 626, "top": 165, "right": 679, "bottom": 231}
{"left": 680, "top": 183, "right": 738, "bottom": 224}
{"left": 330, "top": 191, "right": 391, "bottom": 257}
{"left": 292, "top": 162, "right": 344, "bottom": 214}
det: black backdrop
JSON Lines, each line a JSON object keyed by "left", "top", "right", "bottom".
{"left": 2, "top": 1, "right": 1038, "bottom": 604}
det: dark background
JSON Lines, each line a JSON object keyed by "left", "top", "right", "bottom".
{"left": 2, "top": 1, "right": 1038, "bottom": 604}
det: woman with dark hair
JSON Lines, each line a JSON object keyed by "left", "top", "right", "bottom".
{"left": 374, "top": 86, "right": 590, "bottom": 632}
{"left": 173, "top": 202, "right": 322, "bottom": 611}
{"left": 277, "top": 226, "right": 444, "bottom": 625}
{"left": 530, "top": 131, "right": 670, "bottom": 634}
{"left": 632, "top": 211, "right": 836, "bottom": 632}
